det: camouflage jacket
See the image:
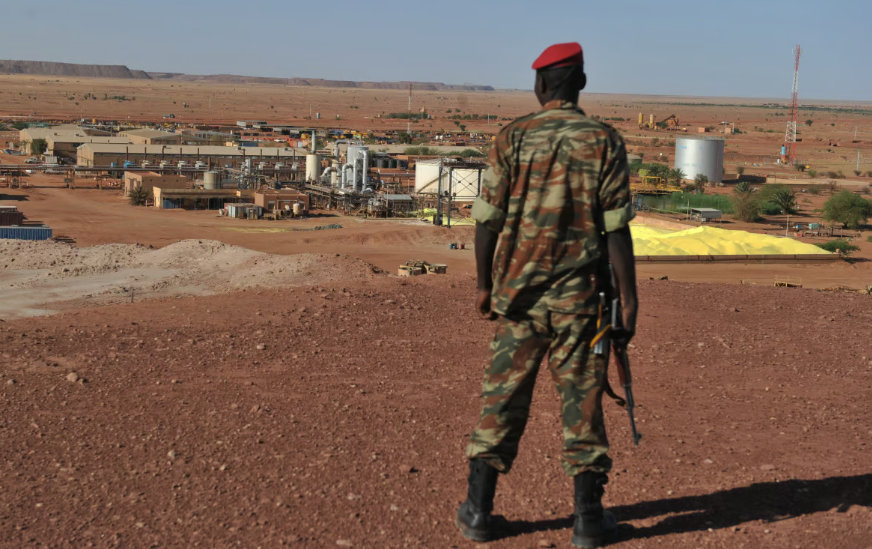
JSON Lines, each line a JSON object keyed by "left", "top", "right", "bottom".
{"left": 471, "top": 99, "right": 633, "bottom": 316}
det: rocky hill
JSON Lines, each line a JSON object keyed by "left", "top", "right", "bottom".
{"left": 0, "top": 60, "right": 493, "bottom": 91}
{"left": 0, "top": 59, "right": 150, "bottom": 79}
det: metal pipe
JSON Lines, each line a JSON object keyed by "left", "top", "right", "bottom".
{"left": 341, "top": 163, "right": 353, "bottom": 189}
{"left": 362, "top": 149, "right": 369, "bottom": 191}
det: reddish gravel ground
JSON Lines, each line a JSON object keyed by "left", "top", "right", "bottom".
{"left": 1, "top": 273, "right": 870, "bottom": 548}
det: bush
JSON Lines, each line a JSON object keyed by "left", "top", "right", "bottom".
{"left": 818, "top": 239, "right": 859, "bottom": 255}
{"left": 821, "top": 191, "right": 872, "bottom": 229}
{"left": 129, "top": 185, "right": 149, "bottom": 206}
{"left": 731, "top": 186, "right": 761, "bottom": 222}
{"left": 30, "top": 138, "right": 47, "bottom": 155}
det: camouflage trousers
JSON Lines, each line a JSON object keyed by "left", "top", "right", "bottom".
{"left": 466, "top": 310, "right": 611, "bottom": 477}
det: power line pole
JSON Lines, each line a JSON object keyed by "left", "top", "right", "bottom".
{"left": 407, "top": 83, "right": 412, "bottom": 136}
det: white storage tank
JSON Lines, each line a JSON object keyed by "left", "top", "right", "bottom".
{"left": 305, "top": 154, "right": 321, "bottom": 182}
{"left": 674, "top": 137, "right": 724, "bottom": 183}
{"left": 414, "top": 159, "right": 484, "bottom": 200}
{"left": 204, "top": 171, "right": 219, "bottom": 190}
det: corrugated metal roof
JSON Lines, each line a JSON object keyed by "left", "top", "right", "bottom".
{"left": 79, "top": 143, "right": 308, "bottom": 156}
{"left": 49, "top": 136, "right": 131, "bottom": 144}
{"left": 119, "top": 129, "right": 180, "bottom": 139}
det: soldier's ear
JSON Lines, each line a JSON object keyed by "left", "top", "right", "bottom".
{"left": 578, "top": 71, "right": 587, "bottom": 92}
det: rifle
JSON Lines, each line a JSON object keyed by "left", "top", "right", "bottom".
{"left": 591, "top": 266, "right": 642, "bottom": 446}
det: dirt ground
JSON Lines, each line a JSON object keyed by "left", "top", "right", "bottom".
{"left": 2, "top": 78, "right": 872, "bottom": 547}
{"left": 1, "top": 271, "right": 870, "bottom": 548}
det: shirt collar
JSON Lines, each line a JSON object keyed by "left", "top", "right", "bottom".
{"left": 541, "top": 99, "right": 583, "bottom": 114}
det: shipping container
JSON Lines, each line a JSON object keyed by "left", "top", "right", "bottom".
{"left": 0, "top": 225, "right": 52, "bottom": 240}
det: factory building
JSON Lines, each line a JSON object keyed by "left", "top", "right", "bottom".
{"left": 253, "top": 190, "right": 310, "bottom": 213}
{"left": 77, "top": 144, "right": 308, "bottom": 168}
{"left": 18, "top": 125, "right": 111, "bottom": 155}
{"left": 118, "top": 129, "right": 184, "bottom": 145}
{"left": 47, "top": 135, "right": 131, "bottom": 162}
{"left": 123, "top": 171, "right": 190, "bottom": 197}
{"left": 154, "top": 187, "right": 238, "bottom": 210}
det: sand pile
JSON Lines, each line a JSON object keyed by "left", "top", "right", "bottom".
{"left": 0, "top": 239, "right": 383, "bottom": 319}
{"left": 631, "top": 224, "right": 831, "bottom": 256}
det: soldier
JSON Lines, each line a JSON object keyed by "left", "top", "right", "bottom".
{"left": 455, "top": 42, "right": 638, "bottom": 548}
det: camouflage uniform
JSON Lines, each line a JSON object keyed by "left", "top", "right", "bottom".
{"left": 466, "top": 99, "right": 633, "bottom": 477}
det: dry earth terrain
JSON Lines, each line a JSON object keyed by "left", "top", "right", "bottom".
{"left": 1, "top": 269, "right": 870, "bottom": 548}
{"left": 1, "top": 75, "right": 872, "bottom": 548}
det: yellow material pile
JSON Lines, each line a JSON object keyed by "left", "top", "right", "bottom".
{"left": 630, "top": 224, "right": 830, "bottom": 256}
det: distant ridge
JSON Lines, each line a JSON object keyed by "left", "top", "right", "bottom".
{"left": 0, "top": 59, "right": 150, "bottom": 79}
{"left": 0, "top": 59, "right": 493, "bottom": 91}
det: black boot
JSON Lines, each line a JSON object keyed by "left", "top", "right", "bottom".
{"left": 571, "top": 471, "right": 617, "bottom": 548}
{"left": 455, "top": 459, "right": 499, "bottom": 541}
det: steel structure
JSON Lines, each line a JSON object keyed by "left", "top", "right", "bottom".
{"left": 783, "top": 44, "right": 801, "bottom": 165}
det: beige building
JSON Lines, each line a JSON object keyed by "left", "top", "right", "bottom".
{"left": 123, "top": 171, "right": 190, "bottom": 197}
{"left": 118, "top": 129, "right": 184, "bottom": 145}
{"left": 253, "top": 190, "right": 310, "bottom": 212}
{"left": 154, "top": 187, "right": 238, "bottom": 210}
{"left": 18, "top": 125, "right": 111, "bottom": 155}
{"left": 78, "top": 144, "right": 307, "bottom": 168}
{"left": 47, "top": 136, "right": 131, "bottom": 161}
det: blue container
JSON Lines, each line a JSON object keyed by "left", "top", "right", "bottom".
{"left": 0, "top": 225, "right": 53, "bottom": 240}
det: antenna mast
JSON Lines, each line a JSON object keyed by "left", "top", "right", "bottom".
{"left": 783, "top": 45, "right": 801, "bottom": 165}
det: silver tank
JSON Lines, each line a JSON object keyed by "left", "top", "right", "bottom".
{"left": 674, "top": 137, "right": 724, "bottom": 183}
{"left": 204, "top": 171, "right": 219, "bottom": 189}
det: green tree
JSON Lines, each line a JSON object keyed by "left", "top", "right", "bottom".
{"left": 736, "top": 166, "right": 745, "bottom": 178}
{"left": 770, "top": 188, "right": 798, "bottom": 215}
{"left": 731, "top": 182, "right": 761, "bottom": 222}
{"left": 129, "top": 185, "right": 149, "bottom": 206}
{"left": 818, "top": 239, "right": 859, "bottom": 255}
{"left": 667, "top": 168, "right": 685, "bottom": 186}
{"left": 805, "top": 119, "right": 814, "bottom": 127}
{"left": 30, "top": 138, "right": 47, "bottom": 155}
{"left": 821, "top": 191, "right": 872, "bottom": 229}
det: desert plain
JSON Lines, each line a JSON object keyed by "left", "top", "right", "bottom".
{"left": 1, "top": 74, "right": 871, "bottom": 548}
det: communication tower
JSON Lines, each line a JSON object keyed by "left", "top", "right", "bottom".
{"left": 782, "top": 45, "right": 801, "bottom": 165}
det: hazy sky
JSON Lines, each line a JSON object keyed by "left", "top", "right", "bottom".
{"left": 3, "top": 0, "right": 869, "bottom": 100}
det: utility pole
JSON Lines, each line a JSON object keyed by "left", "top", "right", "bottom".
{"left": 407, "top": 83, "right": 412, "bottom": 136}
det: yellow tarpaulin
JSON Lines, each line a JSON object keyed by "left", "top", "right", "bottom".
{"left": 630, "top": 224, "right": 830, "bottom": 256}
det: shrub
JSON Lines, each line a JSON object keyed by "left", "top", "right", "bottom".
{"left": 731, "top": 186, "right": 761, "bottom": 222}
{"left": 818, "top": 239, "right": 859, "bottom": 254}
{"left": 129, "top": 185, "right": 149, "bottom": 206}
{"left": 29, "top": 138, "right": 48, "bottom": 155}
{"left": 821, "top": 191, "right": 872, "bottom": 229}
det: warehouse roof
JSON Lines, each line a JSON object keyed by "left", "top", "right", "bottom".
{"left": 78, "top": 144, "right": 309, "bottom": 156}
{"left": 48, "top": 136, "right": 131, "bottom": 145}
{"left": 118, "top": 128, "right": 181, "bottom": 139}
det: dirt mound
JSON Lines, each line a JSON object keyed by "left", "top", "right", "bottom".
{"left": 0, "top": 239, "right": 382, "bottom": 319}
{"left": 0, "top": 59, "right": 149, "bottom": 79}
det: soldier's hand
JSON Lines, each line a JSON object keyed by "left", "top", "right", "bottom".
{"left": 476, "top": 289, "right": 496, "bottom": 320}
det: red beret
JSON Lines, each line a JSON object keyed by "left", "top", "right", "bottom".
{"left": 532, "top": 42, "right": 584, "bottom": 70}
